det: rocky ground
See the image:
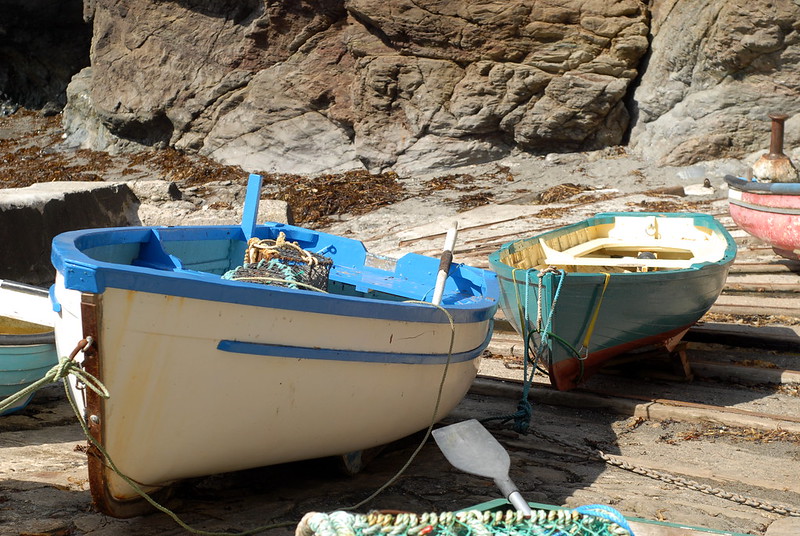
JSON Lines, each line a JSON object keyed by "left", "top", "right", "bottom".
{"left": 1, "top": 110, "right": 799, "bottom": 536}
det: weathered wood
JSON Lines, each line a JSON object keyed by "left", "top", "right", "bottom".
{"left": 395, "top": 205, "right": 537, "bottom": 246}
{"left": 728, "top": 260, "right": 800, "bottom": 274}
{"left": 724, "top": 272, "right": 800, "bottom": 293}
{"left": 711, "top": 295, "right": 800, "bottom": 317}
{"left": 469, "top": 377, "right": 800, "bottom": 433}
{"left": 686, "top": 322, "right": 800, "bottom": 351}
{"left": 627, "top": 521, "right": 747, "bottom": 536}
{"left": 689, "top": 360, "right": 800, "bottom": 385}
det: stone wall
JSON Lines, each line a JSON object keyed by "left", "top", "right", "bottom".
{"left": 0, "top": 183, "right": 139, "bottom": 286}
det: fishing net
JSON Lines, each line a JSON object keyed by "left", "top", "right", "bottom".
{"left": 296, "top": 508, "right": 633, "bottom": 536}
{"left": 222, "top": 232, "right": 332, "bottom": 291}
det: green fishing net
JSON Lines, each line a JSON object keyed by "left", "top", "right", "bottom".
{"left": 296, "top": 508, "right": 633, "bottom": 536}
{"left": 222, "top": 233, "right": 332, "bottom": 291}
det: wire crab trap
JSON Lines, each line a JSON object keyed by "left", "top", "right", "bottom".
{"left": 223, "top": 232, "right": 333, "bottom": 292}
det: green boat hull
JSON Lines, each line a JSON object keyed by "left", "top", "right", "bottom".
{"left": 488, "top": 213, "right": 737, "bottom": 390}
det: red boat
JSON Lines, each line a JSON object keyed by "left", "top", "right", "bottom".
{"left": 726, "top": 175, "right": 800, "bottom": 260}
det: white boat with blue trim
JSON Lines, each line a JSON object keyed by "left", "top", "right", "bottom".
{"left": 50, "top": 175, "right": 498, "bottom": 518}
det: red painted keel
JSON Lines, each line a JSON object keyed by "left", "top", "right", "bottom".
{"left": 548, "top": 324, "right": 693, "bottom": 391}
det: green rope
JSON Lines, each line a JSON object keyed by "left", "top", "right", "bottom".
{"left": 62, "top": 377, "right": 294, "bottom": 535}
{"left": 0, "top": 345, "right": 108, "bottom": 415}
{"left": 343, "top": 301, "right": 456, "bottom": 511}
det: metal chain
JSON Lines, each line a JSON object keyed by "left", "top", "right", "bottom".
{"left": 527, "top": 428, "right": 800, "bottom": 517}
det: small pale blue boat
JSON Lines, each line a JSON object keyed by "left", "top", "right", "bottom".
{"left": 0, "top": 280, "right": 58, "bottom": 415}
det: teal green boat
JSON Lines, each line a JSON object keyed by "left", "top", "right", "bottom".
{"left": 488, "top": 212, "right": 736, "bottom": 390}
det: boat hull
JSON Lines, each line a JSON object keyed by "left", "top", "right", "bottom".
{"left": 0, "top": 281, "right": 58, "bottom": 415}
{"left": 489, "top": 213, "right": 736, "bottom": 390}
{"left": 51, "top": 222, "right": 497, "bottom": 516}
{"left": 726, "top": 176, "right": 800, "bottom": 259}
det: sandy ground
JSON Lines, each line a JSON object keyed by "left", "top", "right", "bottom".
{"left": 1, "top": 110, "right": 799, "bottom": 536}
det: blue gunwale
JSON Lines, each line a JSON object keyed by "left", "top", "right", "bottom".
{"left": 51, "top": 223, "right": 498, "bottom": 325}
{"left": 725, "top": 174, "right": 800, "bottom": 195}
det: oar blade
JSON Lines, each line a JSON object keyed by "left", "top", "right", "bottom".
{"left": 432, "top": 419, "right": 511, "bottom": 480}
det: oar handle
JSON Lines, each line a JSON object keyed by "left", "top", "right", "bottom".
{"left": 495, "top": 476, "right": 533, "bottom": 517}
{"left": 432, "top": 223, "right": 458, "bottom": 305}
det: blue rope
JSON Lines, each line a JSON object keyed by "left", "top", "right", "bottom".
{"left": 574, "top": 505, "right": 635, "bottom": 535}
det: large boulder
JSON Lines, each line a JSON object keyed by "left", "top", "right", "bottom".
{"left": 64, "top": 0, "right": 650, "bottom": 174}
{"left": 628, "top": 0, "right": 800, "bottom": 166}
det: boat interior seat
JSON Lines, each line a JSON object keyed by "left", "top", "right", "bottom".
{"left": 539, "top": 238, "right": 702, "bottom": 270}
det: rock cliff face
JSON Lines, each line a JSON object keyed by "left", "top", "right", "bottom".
{"left": 65, "top": 0, "right": 652, "bottom": 174}
{"left": 630, "top": 0, "right": 800, "bottom": 166}
{"left": 10, "top": 0, "right": 800, "bottom": 174}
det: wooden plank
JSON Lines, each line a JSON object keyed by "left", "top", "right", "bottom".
{"left": 627, "top": 520, "right": 746, "bottom": 536}
{"left": 729, "top": 260, "right": 800, "bottom": 274}
{"left": 469, "top": 377, "right": 800, "bottom": 433}
{"left": 724, "top": 277, "right": 800, "bottom": 293}
{"left": 395, "top": 205, "right": 537, "bottom": 246}
{"left": 689, "top": 360, "right": 800, "bottom": 384}
{"left": 711, "top": 294, "right": 800, "bottom": 316}
{"left": 686, "top": 322, "right": 800, "bottom": 351}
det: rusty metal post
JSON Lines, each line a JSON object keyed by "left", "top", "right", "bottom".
{"left": 769, "top": 113, "right": 788, "bottom": 157}
{"left": 752, "top": 113, "right": 798, "bottom": 183}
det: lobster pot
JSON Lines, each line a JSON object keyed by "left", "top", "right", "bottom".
{"left": 225, "top": 234, "right": 333, "bottom": 291}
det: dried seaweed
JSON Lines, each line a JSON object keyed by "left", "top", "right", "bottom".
{"left": 268, "top": 170, "right": 407, "bottom": 225}
{"left": 681, "top": 424, "right": 800, "bottom": 444}
{"left": 457, "top": 192, "right": 494, "bottom": 211}
{"left": 628, "top": 199, "right": 711, "bottom": 212}
{"left": 0, "top": 111, "right": 408, "bottom": 226}
{"left": 423, "top": 174, "right": 473, "bottom": 192}
{"left": 537, "top": 183, "right": 590, "bottom": 204}
{"left": 702, "top": 312, "right": 800, "bottom": 327}
{"left": 0, "top": 112, "right": 111, "bottom": 187}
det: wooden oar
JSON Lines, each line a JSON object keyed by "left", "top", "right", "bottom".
{"left": 432, "top": 419, "right": 533, "bottom": 517}
{"left": 431, "top": 222, "right": 458, "bottom": 306}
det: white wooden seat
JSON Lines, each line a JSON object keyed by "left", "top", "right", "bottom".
{"left": 539, "top": 238, "right": 698, "bottom": 270}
